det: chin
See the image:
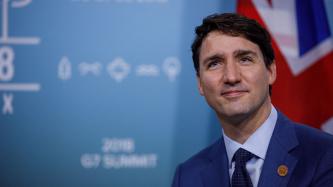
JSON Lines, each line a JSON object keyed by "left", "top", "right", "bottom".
{"left": 223, "top": 109, "right": 248, "bottom": 117}
{"left": 223, "top": 102, "right": 250, "bottom": 113}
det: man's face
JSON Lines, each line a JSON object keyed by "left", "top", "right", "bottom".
{"left": 197, "top": 31, "right": 276, "bottom": 122}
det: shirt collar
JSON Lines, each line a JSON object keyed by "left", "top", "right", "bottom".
{"left": 222, "top": 105, "right": 278, "bottom": 167}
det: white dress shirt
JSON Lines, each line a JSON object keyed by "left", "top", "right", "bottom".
{"left": 222, "top": 106, "right": 278, "bottom": 187}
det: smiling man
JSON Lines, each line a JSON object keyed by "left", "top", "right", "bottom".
{"left": 172, "top": 13, "right": 333, "bottom": 187}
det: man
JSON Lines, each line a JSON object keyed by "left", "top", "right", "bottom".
{"left": 172, "top": 13, "right": 333, "bottom": 187}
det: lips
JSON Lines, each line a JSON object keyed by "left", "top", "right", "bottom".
{"left": 221, "top": 90, "right": 248, "bottom": 98}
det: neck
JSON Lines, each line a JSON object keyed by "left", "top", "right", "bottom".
{"left": 219, "top": 99, "right": 272, "bottom": 144}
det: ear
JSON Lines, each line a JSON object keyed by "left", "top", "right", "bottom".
{"left": 197, "top": 76, "right": 204, "bottom": 96}
{"left": 268, "top": 61, "right": 277, "bottom": 85}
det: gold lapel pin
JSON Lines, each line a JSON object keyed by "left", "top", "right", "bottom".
{"left": 277, "top": 165, "right": 288, "bottom": 177}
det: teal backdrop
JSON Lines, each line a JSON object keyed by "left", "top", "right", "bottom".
{"left": 1, "top": 0, "right": 333, "bottom": 187}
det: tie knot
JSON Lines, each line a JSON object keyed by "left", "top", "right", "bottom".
{"left": 232, "top": 148, "right": 254, "bottom": 164}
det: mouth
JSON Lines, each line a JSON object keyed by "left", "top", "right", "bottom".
{"left": 221, "top": 90, "right": 248, "bottom": 99}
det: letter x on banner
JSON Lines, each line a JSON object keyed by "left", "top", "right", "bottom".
{"left": 237, "top": 0, "right": 333, "bottom": 133}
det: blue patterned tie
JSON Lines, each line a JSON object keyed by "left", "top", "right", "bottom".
{"left": 231, "top": 148, "right": 254, "bottom": 187}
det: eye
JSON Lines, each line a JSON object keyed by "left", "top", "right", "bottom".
{"left": 207, "top": 60, "right": 221, "bottom": 70}
{"left": 239, "top": 56, "right": 253, "bottom": 64}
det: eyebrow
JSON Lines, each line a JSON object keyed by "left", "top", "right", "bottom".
{"left": 202, "top": 54, "right": 225, "bottom": 66}
{"left": 233, "top": 49, "right": 258, "bottom": 58}
{"left": 201, "top": 49, "right": 259, "bottom": 66}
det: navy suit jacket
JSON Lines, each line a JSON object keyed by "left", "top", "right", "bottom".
{"left": 172, "top": 112, "right": 333, "bottom": 187}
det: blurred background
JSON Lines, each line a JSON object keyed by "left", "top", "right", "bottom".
{"left": 0, "top": 0, "right": 332, "bottom": 186}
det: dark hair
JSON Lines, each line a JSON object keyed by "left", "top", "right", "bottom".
{"left": 192, "top": 13, "right": 275, "bottom": 73}
{"left": 191, "top": 13, "right": 275, "bottom": 93}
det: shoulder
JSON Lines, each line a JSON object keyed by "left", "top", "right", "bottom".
{"left": 277, "top": 111, "right": 333, "bottom": 148}
{"left": 292, "top": 121, "right": 333, "bottom": 149}
{"left": 175, "top": 138, "right": 225, "bottom": 176}
{"left": 274, "top": 112, "right": 333, "bottom": 186}
{"left": 292, "top": 122, "right": 333, "bottom": 167}
{"left": 292, "top": 122, "right": 333, "bottom": 186}
{"left": 277, "top": 112, "right": 333, "bottom": 162}
{"left": 179, "top": 138, "right": 222, "bottom": 170}
{"left": 172, "top": 139, "right": 223, "bottom": 187}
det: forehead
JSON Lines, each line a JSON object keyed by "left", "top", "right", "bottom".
{"left": 199, "top": 31, "right": 263, "bottom": 62}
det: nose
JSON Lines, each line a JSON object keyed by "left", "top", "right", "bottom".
{"left": 223, "top": 61, "right": 241, "bottom": 85}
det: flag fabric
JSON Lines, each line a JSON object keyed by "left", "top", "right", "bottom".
{"left": 237, "top": 0, "right": 333, "bottom": 133}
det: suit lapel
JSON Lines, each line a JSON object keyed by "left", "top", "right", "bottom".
{"left": 258, "top": 112, "right": 299, "bottom": 187}
{"left": 201, "top": 138, "right": 231, "bottom": 187}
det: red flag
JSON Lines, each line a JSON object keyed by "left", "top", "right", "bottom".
{"left": 237, "top": 0, "right": 333, "bottom": 133}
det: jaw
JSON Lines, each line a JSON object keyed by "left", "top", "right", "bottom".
{"left": 215, "top": 92, "right": 272, "bottom": 126}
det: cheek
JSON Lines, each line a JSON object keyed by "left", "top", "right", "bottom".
{"left": 247, "top": 69, "right": 271, "bottom": 91}
{"left": 201, "top": 74, "right": 221, "bottom": 92}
